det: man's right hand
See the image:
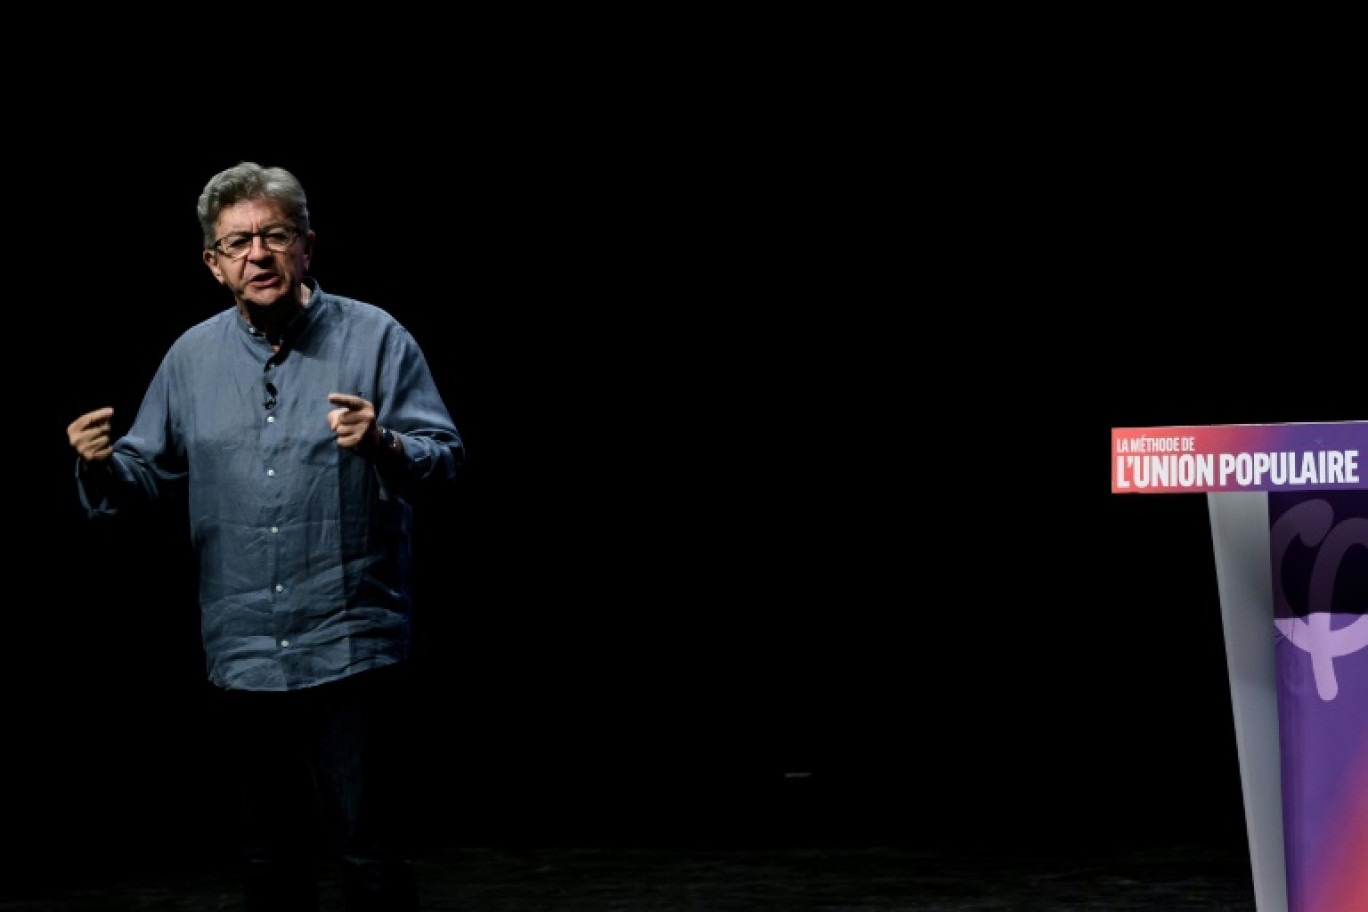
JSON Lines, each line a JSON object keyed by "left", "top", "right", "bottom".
{"left": 68, "top": 407, "right": 116, "bottom": 467}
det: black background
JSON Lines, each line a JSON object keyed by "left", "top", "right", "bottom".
{"left": 6, "top": 31, "right": 1359, "bottom": 893}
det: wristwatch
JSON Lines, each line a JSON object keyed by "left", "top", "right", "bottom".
{"left": 377, "top": 426, "right": 401, "bottom": 453}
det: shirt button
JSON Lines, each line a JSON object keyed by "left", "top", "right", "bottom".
{"left": 270, "top": 526, "right": 280, "bottom": 534}
{"left": 280, "top": 640, "right": 290, "bottom": 648}
{"left": 275, "top": 584, "right": 284, "bottom": 593}
{"left": 267, "top": 416, "right": 276, "bottom": 424}
{"left": 267, "top": 469, "right": 276, "bottom": 476}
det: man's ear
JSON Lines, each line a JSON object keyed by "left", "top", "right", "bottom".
{"left": 202, "top": 249, "right": 226, "bottom": 285}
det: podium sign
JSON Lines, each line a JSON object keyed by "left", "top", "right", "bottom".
{"left": 1112, "top": 422, "right": 1364, "bottom": 494}
{"left": 1112, "top": 422, "right": 1368, "bottom": 912}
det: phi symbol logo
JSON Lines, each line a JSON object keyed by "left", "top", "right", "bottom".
{"left": 1270, "top": 498, "right": 1368, "bottom": 702}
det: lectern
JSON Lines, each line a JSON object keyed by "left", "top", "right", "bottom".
{"left": 1113, "top": 421, "right": 1368, "bottom": 912}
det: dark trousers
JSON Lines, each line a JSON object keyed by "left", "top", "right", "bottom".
{"left": 217, "top": 663, "right": 422, "bottom": 912}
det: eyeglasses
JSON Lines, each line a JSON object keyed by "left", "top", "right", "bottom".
{"left": 212, "top": 225, "right": 301, "bottom": 260}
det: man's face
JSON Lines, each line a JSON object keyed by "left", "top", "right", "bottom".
{"left": 202, "top": 198, "right": 313, "bottom": 310}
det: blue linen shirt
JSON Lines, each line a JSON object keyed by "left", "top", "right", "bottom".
{"left": 76, "top": 281, "right": 465, "bottom": 692}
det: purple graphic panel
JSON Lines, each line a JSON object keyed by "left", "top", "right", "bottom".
{"left": 1269, "top": 490, "right": 1368, "bottom": 911}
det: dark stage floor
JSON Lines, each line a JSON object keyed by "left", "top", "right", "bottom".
{"left": 0, "top": 839, "right": 1256, "bottom": 911}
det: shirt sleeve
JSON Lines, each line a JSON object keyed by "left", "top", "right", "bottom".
{"left": 370, "top": 324, "right": 465, "bottom": 503}
{"left": 75, "top": 350, "right": 189, "bottom": 519}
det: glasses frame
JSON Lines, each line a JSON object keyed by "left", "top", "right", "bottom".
{"left": 211, "top": 225, "right": 302, "bottom": 260}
